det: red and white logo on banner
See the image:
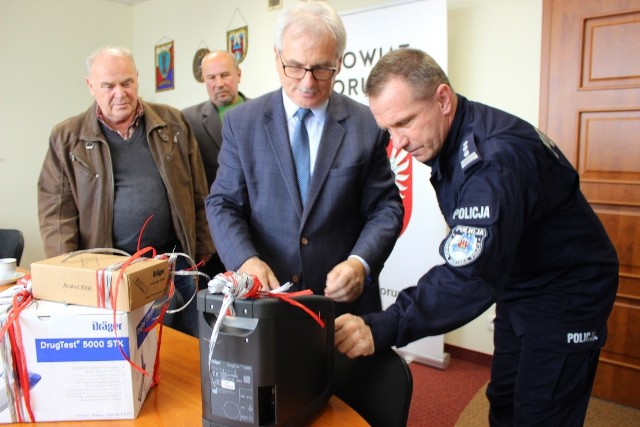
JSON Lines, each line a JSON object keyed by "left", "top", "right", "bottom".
{"left": 387, "top": 139, "right": 412, "bottom": 236}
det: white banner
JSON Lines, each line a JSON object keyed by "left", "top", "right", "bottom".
{"left": 339, "top": 0, "right": 450, "bottom": 368}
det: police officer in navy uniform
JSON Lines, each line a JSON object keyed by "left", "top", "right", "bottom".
{"left": 334, "top": 48, "right": 618, "bottom": 427}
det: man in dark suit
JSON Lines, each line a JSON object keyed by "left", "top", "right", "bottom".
{"left": 182, "top": 50, "right": 248, "bottom": 189}
{"left": 183, "top": 50, "right": 248, "bottom": 279}
{"left": 205, "top": 1, "right": 403, "bottom": 316}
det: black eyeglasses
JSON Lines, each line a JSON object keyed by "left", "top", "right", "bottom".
{"left": 280, "top": 55, "right": 337, "bottom": 81}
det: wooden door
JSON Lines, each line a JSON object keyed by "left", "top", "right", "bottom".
{"left": 540, "top": 0, "right": 640, "bottom": 408}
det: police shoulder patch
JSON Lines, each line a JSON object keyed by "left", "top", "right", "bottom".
{"left": 444, "top": 225, "right": 487, "bottom": 267}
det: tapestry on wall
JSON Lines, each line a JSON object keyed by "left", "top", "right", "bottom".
{"left": 155, "top": 40, "right": 175, "bottom": 91}
{"left": 225, "top": 7, "right": 248, "bottom": 63}
{"left": 227, "top": 26, "right": 248, "bottom": 64}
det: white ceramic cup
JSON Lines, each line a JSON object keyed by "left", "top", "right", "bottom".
{"left": 0, "top": 258, "right": 17, "bottom": 280}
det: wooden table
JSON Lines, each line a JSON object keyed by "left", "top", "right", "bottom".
{"left": 5, "top": 299, "right": 368, "bottom": 426}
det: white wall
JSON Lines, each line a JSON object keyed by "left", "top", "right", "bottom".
{"left": 0, "top": 0, "right": 542, "bottom": 355}
{"left": 0, "top": 0, "right": 132, "bottom": 268}
{"left": 445, "top": 0, "right": 542, "bottom": 354}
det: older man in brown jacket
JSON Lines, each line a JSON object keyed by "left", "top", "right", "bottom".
{"left": 37, "top": 46, "right": 213, "bottom": 337}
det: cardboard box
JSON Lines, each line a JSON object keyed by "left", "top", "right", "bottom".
{"left": 0, "top": 299, "right": 160, "bottom": 423}
{"left": 31, "top": 254, "right": 169, "bottom": 312}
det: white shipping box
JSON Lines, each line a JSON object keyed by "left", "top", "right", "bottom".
{"left": 0, "top": 299, "right": 160, "bottom": 423}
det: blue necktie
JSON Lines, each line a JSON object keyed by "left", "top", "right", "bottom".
{"left": 292, "top": 108, "right": 312, "bottom": 206}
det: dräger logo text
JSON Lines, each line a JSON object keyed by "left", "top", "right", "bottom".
{"left": 567, "top": 331, "right": 597, "bottom": 344}
{"left": 153, "top": 269, "right": 165, "bottom": 277}
{"left": 92, "top": 321, "right": 123, "bottom": 332}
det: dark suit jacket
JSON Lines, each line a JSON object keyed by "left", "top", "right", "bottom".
{"left": 182, "top": 92, "right": 248, "bottom": 188}
{"left": 206, "top": 89, "right": 403, "bottom": 315}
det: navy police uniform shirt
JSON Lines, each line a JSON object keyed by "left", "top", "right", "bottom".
{"left": 364, "top": 95, "right": 618, "bottom": 350}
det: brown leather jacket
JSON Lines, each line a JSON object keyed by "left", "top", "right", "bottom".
{"left": 38, "top": 101, "right": 214, "bottom": 259}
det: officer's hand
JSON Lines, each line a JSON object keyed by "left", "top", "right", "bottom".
{"left": 325, "top": 258, "right": 366, "bottom": 303}
{"left": 335, "top": 314, "right": 375, "bottom": 358}
{"left": 238, "top": 257, "right": 280, "bottom": 291}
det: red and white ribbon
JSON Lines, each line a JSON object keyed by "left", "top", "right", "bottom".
{"left": 0, "top": 279, "right": 35, "bottom": 422}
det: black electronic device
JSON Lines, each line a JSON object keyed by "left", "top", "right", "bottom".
{"left": 197, "top": 290, "right": 335, "bottom": 427}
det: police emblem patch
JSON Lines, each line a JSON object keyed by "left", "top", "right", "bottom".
{"left": 444, "top": 225, "right": 487, "bottom": 266}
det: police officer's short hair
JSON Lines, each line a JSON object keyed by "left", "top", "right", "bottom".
{"left": 365, "top": 48, "right": 451, "bottom": 101}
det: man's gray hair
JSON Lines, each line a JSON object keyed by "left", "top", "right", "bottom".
{"left": 273, "top": 1, "right": 346, "bottom": 61}
{"left": 86, "top": 46, "right": 136, "bottom": 74}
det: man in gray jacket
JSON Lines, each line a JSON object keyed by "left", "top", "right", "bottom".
{"left": 182, "top": 50, "right": 248, "bottom": 189}
{"left": 183, "top": 50, "right": 248, "bottom": 279}
{"left": 38, "top": 46, "right": 213, "bottom": 337}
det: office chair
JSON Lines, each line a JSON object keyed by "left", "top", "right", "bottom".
{"left": 334, "top": 348, "right": 413, "bottom": 427}
{"left": 0, "top": 229, "right": 25, "bottom": 265}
